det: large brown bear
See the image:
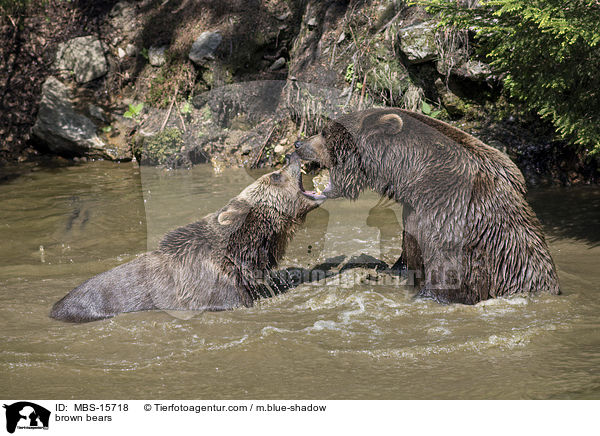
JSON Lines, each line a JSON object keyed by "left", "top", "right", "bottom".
{"left": 50, "top": 157, "right": 326, "bottom": 322}
{"left": 294, "top": 108, "right": 559, "bottom": 304}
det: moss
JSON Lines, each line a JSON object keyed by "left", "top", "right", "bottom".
{"left": 139, "top": 128, "right": 184, "bottom": 165}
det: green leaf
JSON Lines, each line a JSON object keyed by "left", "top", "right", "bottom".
{"left": 422, "top": 101, "right": 432, "bottom": 115}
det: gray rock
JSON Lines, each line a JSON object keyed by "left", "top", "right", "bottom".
{"left": 32, "top": 77, "right": 108, "bottom": 157}
{"left": 125, "top": 43, "right": 137, "bottom": 57}
{"left": 398, "top": 22, "right": 437, "bottom": 64}
{"left": 88, "top": 104, "right": 108, "bottom": 122}
{"left": 241, "top": 144, "right": 253, "bottom": 155}
{"left": 434, "top": 78, "right": 466, "bottom": 118}
{"left": 273, "top": 144, "right": 285, "bottom": 154}
{"left": 276, "top": 11, "right": 291, "bottom": 21}
{"left": 149, "top": 46, "right": 168, "bottom": 67}
{"left": 269, "top": 57, "right": 286, "bottom": 71}
{"left": 306, "top": 17, "right": 318, "bottom": 28}
{"left": 55, "top": 36, "right": 108, "bottom": 83}
{"left": 189, "top": 32, "right": 222, "bottom": 65}
{"left": 455, "top": 60, "right": 492, "bottom": 81}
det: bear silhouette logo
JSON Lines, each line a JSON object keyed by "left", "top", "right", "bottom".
{"left": 3, "top": 402, "right": 50, "bottom": 433}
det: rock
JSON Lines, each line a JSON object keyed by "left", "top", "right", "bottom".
{"left": 454, "top": 60, "right": 492, "bottom": 81}
{"left": 55, "top": 36, "right": 108, "bottom": 83}
{"left": 125, "top": 43, "right": 137, "bottom": 57}
{"left": 269, "top": 57, "right": 286, "bottom": 71}
{"left": 117, "top": 47, "right": 126, "bottom": 58}
{"left": 435, "top": 78, "right": 466, "bottom": 118}
{"left": 149, "top": 46, "right": 168, "bottom": 67}
{"left": 274, "top": 144, "right": 285, "bottom": 154}
{"left": 32, "top": 77, "right": 110, "bottom": 157}
{"left": 398, "top": 22, "right": 437, "bottom": 64}
{"left": 189, "top": 32, "right": 222, "bottom": 65}
{"left": 88, "top": 104, "right": 108, "bottom": 122}
{"left": 288, "top": 1, "right": 352, "bottom": 86}
{"left": 276, "top": 11, "right": 291, "bottom": 21}
{"left": 241, "top": 144, "right": 253, "bottom": 155}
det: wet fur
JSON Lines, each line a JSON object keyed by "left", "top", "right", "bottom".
{"left": 50, "top": 164, "right": 318, "bottom": 322}
{"left": 295, "top": 108, "right": 559, "bottom": 304}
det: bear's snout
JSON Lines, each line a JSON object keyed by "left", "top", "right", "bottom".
{"left": 292, "top": 141, "right": 315, "bottom": 162}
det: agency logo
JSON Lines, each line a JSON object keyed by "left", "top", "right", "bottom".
{"left": 3, "top": 402, "right": 50, "bottom": 434}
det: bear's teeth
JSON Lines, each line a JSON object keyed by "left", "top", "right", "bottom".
{"left": 311, "top": 170, "right": 330, "bottom": 194}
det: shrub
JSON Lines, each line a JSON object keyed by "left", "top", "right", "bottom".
{"left": 425, "top": 0, "right": 600, "bottom": 154}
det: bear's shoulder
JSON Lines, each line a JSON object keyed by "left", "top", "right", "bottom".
{"left": 338, "top": 108, "right": 526, "bottom": 194}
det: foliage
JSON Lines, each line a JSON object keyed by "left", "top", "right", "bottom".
{"left": 344, "top": 63, "right": 355, "bottom": 83}
{"left": 421, "top": 101, "right": 442, "bottom": 118}
{"left": 123, "top": 103, "right": 144, "bottom": 119}
{"left": 424, "top": 0, "right": 600, "bottom": 153}
{"left": 0, "top": 0, "right": 31, "bottom": 16}
{"left": 180, "top": 100, "right": 193, "bottom": 116}
{"left": 146, "top": 63, "right": 195, "bottom": 108}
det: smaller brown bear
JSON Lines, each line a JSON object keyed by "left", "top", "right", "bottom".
{"left": 294, "top": 108, "right": 560, "bottom": 304}
{"left": 50, "top": 157, "right": 326, "bottom": 322}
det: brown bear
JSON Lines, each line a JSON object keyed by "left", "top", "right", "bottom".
{"left": 50, "top": 157, "right": 326, "bottom": 322}
{"left": 294, "top": 108, "right": 560, "bottom": 304}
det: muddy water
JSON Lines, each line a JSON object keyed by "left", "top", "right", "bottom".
{"left": 1, "top": 161, "right": 599, "bottom": 399}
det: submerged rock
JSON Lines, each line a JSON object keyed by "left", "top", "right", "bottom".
{"left": 189, "top": 32, "right": 222, "bottom": 65}
{"left": 55, "top": 36, "right": 108, "bottom": 83}
{"left": 398, "top": 22, "right": 437, "bottom": 64}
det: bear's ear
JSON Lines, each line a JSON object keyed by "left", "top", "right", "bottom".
{"left": 217, "top": 208, "right": 239, "bottom": 226}
{"left": 377, "top": 113, "right": 403, "bottom": 134}
{"left": 359, "top": 112, "right": 403, "bottom": 136}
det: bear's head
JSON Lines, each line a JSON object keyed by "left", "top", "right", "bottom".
{"left": 293, "top": 110, "right": 404, "bottom": 200}
{"left": 226, "top": 155, "right": 326, "bottom": 224}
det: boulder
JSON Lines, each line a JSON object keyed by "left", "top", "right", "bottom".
{"left": 55, "top": 36, "right": 108, "bottom": 83}
{"left": 32, "top": 77, "right": 112, "bottom": 158}
{"left": 398, "top": 22, "right": 437, "bottom": 64}
{"left": 189, "top": 32, "right": 222, "bottom": 65}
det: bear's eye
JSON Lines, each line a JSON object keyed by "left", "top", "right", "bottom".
{"left": 270, "top": 172, "right": 283, "bottom": 183}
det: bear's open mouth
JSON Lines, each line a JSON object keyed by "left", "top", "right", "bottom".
{"left": 298, "top": 167, "right": 329, "bottom": 201}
